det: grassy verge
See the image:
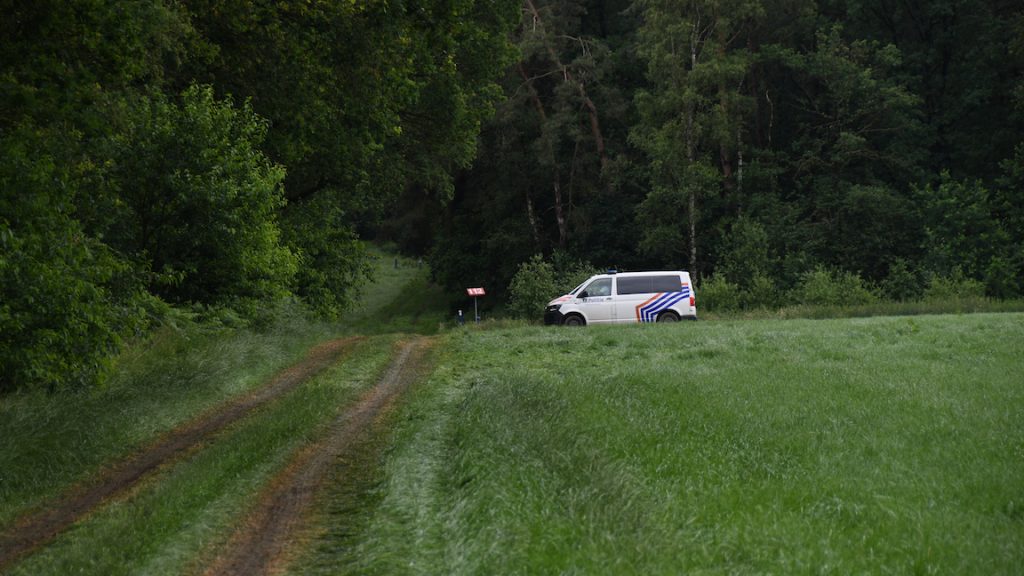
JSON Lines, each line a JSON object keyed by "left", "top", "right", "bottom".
{"left": 0, "top": 246, "right": 444, "bottom": 529}
{"left": 307, "top": 313, "right": 1024, "bottom": 574}
{"left": 5, "top": 336, "right": 400, "bottom": 576}
{"left": 341, "top": 248, "right": 451, "bottom": 335}
{"left": 0, "top": 305, "right": 333, "bottom": 527}
{"left": 701, "top": 297, "right": 1024, "bottom": 321}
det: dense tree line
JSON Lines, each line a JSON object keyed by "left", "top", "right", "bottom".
{"left": 416, "top": 0, "right": 1024, "bottom": 308}
{"left": 1, "top": 0, "right": 517, "bottom": 391}
{"left": 3, "top": 0, "right": 1022, "bottom": 391}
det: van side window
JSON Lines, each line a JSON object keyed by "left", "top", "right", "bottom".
{"left": 617, "top": 277, "right": 651, "bottom": 295}
{"left": 583, "top": 278, "right": 612, "bottom": 297}
{"left": 651, "top": 275, "right": 682, "bottom": 293}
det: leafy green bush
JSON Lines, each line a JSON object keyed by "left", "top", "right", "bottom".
{"left": 983, "top": 256, "right": 1021, "bottom": 299}
{"left": 924, "top": 268, "right": 985, "bottom": 301}
{"left": 741, "top": 274, "right": 779, "bottom": 309}
{"left": 101, "top": 85, "right": 297, "bottom": 308}
{"left": 0, "top": 125, "right": 149, "bottom": 392}
{"left": 698, "top": 275, "right": 743, "bottom": 312}
{"left": 718, "top": 217, "right": 772, "bottom": 288}
{"left": 508, "top": 255, "right": 559, "bottom": 320}
{"left": 881, "top": 258, "right": 923, "bottom": 301}
{"left": 283, "top": 195, "right": 373, "bottom": 318}
{"left": 508, "top": 254, "right": 595, "bottom": 320}
{"left": 792, "top": 266, "right": 879, "bottom": 306}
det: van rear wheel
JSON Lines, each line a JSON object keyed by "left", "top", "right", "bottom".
{"left": 657, "top": 311, "right": 680, "bottom": 323}
{"left": 563, "top": 314, "right": 586, "bottom": 327}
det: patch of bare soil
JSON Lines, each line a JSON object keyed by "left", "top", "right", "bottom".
{"left": 0, "top": 337, "right": 361, "bottom": 572}
{"left": 202, "top": 337, "right": 434, "bottom": 576}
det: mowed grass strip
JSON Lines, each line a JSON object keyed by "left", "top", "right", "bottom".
{"left": 307, "top": 313, "right": 1024, "bottom": 575}
{"left": 3, "top": 336, "right": 401, "bottom": 576}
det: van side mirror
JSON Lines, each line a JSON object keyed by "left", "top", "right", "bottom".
{"left": 578, "top": 290, "right": 589, "bottom": 299}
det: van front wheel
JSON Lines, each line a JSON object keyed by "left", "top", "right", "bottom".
{"left": 657, "top": 311, "right": 680, "bottom": 323}
{"left": 563, "top": 314, "right": 586, "bottom": 327}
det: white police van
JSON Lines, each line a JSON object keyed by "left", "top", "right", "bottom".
{"left": 544, "top": 271, "right": 696, "bottom": 326}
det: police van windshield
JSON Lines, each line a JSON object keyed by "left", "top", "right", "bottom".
{"left": 568, "top": 280, "right": 588, "bottom": 295}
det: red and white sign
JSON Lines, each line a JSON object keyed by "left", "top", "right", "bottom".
{"left": 466, "top": 287, "right": 486, "bottom": 297}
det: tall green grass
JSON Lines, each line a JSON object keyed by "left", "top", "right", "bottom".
{"left": 0, "top": 304, "right": 333, "bottom": 527}
{"left": 0, "top": 246, "right": 446, "bottom": 528}
{"left": 6, "top": 336, "right": 399, "bottom": 576}
{"left": 307, "top": 313, "right": 1024, "bottom": 574}
{"left": 344, "top": 258, "right": 451, "bottom": 335}
{"left": 702, "top": 297, "right": 1024, "bottom": 321}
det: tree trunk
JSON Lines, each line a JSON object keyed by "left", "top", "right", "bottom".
{"left": 525, "top": 192, "right": 542, "bottom": 250}
{"left": 553, "top": 180, "right": 568, "bottom": 249}
{"left": 689, "top": 187, "right": 697, "bottom": 277}
{"left": 518, "top": 63, "right": 568, "bottom": 249}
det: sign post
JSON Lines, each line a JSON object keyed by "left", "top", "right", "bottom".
{"left": 466, "top": 287, "right": 486, "bottom": 323}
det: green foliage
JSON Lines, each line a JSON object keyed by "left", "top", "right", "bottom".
{"left": 699, "top": 272, "right": 777, "bottom": 312}
{"left": 635, "top": 162, "right": 719, "bottom": 267}
{"left": 508, "top": 254, "right": 596, "bottom": 320}
{"left": 1, "top": 0, "right": 517, "bottom": 391}
{"left": 100, "top": 85, "right": 296, "bottom": 306}
{"left": 508, "top": 255, "right": 560, "bottom": 320}
{"left": 282, "top": 196, "right": 372, "bottom": 319}
{"left": 984, "top": 256, "right": 1021, "bottom": 299}
{"left": 792, "top": 266, "right": 879, "bottom": 306}
{"left": 880, "top": 259, "right": 924, "bottom": 302}
{"left": 718, "top": 217, "right": 772, "bottom": 288}
{"left": 187, "top": 0, "right": 518, "bottom": 314}
{"left": 742, "top": 273, "right": 779, "bottom": 309}
{"left": 0, "top": 125, "right": 148, "bottom": 392}
{"left": 924, "top": 269, "right": 986, "bottom": 302}
{"left": 698, "top": 275, "right": 744, "bottom": 313}
{"left": 917, "top": 173, "right": 1004, "bottom": 280}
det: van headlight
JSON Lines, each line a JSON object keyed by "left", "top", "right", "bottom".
{"left": 546, "top": 304, "right": 562, "bottom": 312}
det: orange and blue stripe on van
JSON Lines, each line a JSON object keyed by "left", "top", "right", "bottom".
{"left": 634, "top": 283, "right": 692, "bottom": 322}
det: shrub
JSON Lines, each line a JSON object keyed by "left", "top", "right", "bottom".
{"left": 102, "top": 85, "right": 298, "bottom": 307}
{"left": 741, "top": 274, "right": 779, "bottom": 309}
{"left": 508, "top": 255, "right": 560, "bottom": 320}
{"left": 0, "top": 125, "right": 149, "bottom": 392}
{"left": 718, "top": 217, "right": 772, "bottom": 288}
{"left": 881, "top": 258, "right": 923, "bottom": 301}
{"left": 792, "top": 266, "right": 878, "bottom": 306}
{"left": 508, "top": 254, "right": 596, "bottom": 320}
{"left": 924, "top": 268, "right": 985, "bottom": 301}
{"left": 699, "top": 275, "right": 743, "bottom": 312}
{"left": 983, "top": 256, "right": 1020, "bottom": 299}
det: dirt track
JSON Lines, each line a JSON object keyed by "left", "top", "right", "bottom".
{"left": 203, "top": 337, "right": 434, "bottom": 576}
{"left": 0, "top": 337, "right": 361, "bottom": 572}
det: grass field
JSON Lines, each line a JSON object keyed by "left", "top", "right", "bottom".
{"left": 0, "top": 251, "right": 446, "bottom": 575}
{"left": 4, "top": 252, "right": 1023, "bottom": 574}
{"left": 5, "top": 337, "right": 398, "bottom": 576}
{"left": 303, "top": 313, "right": 1024, "bottom": 574}
{"left": 0, "top": 249, "right": 441, "bottom": 529}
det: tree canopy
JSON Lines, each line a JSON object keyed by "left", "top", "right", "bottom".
{"left": 424, "top": 0, "right": 1023, "bottom": 307}
{"left": 1, "top": 0, "right": 518, "bottom": 391}
{"left": 2, "top": 0, "right": 1023, "bottom": 391}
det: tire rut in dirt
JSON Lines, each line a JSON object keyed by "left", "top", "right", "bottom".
{"left": 203, "top": 337, "right": 433, "bottom": 576}
{"left": 0, "top": 337, "right": 362, "bottom": 572}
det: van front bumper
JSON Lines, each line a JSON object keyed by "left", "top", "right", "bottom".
{"left": 544, "top": 307, "right": 565, "bottom": 325}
